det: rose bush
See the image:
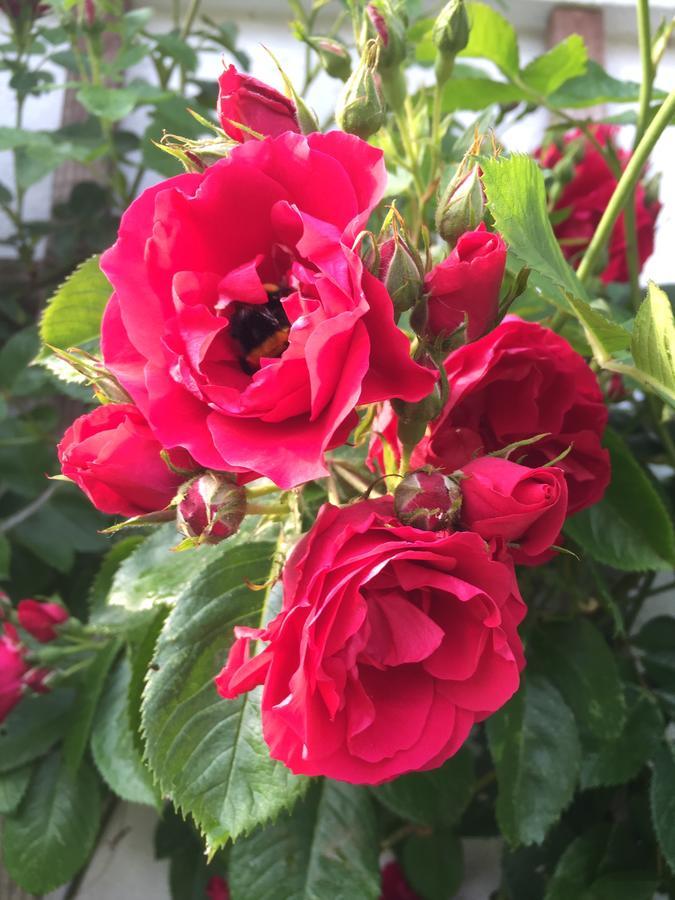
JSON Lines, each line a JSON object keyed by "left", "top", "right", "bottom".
{"left": 217, "top": 498, "right": 526, "bottom": 784}
{"left": 100, "top": 131, "right": 435, "bottom": 488}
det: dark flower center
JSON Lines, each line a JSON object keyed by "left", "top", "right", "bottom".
{"left": 229, "top": 286, "right": 291, "bottom": 374}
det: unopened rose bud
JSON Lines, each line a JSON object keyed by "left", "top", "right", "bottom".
{"left": 378, "top": 230, "right": 424, "bottom": 318}
{"left": 366, "top": 2, "right": 407, "bottom": 111}
{"left": 17, "top": 600, "right": 68, "bottom": 644}
{"left": 433, "top": 0, "right": 470, "bottom": 84}
{"left": 309, "top": 34, "right": 352, "bottom": 81}
{"left": 176, "top": 472, "right": 246, "bottom": 545}
{"left": 336, "top": 40, "right": 385, "bottom": 139}
{"left": 394, "top": 468, "right": 462, "bottom": 531}
{"left": 392, "top": 373, "right": 441, "bottom": 450}
{"left": 436, "top": 163, "right": 485, "bottom": 247}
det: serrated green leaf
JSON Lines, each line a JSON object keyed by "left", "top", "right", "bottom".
{"left": 487, "top": 674, "right": 580, "bottom": 846}
{"left": 142, "top": 538, "right": 306, "bottom": 851}
{"left": 402, "top": 828, "right": 463, "bottom": 900}
{"left": 632, "top": 616, "right": 675, "bottom": 689}
{"left": 39, "top": 255, "right": 110, "bottom": 367}
{"left": 77, "top": 84, "right": 140, "bottom": 120}
{"left": 459, "top": 2, "right": 519, "bottom": 77}
{"left": 566, "top": 430, "right": 675, "bottom": 571}
{"left": 550, "top": 60, "right": 664, "bottom": 108}
{"left": 565, "top": 294, "right": 631, "bottom": 363}
{"left": 91, "top": 656, "right": 158, "bottom": 807}
{"left": 228, "top": 780, "right": 380, "bottom": 900}
{"left": 0, "top": 689, "right": 73, "bottom": 773}
{"left": 530, "top": 619, "right": 625, "bottom": 740}
{"left": 580, "top": 687, "right": 663, "bottom": 789}
{"left": 88, "top": 535, "right": 146, "bottom": 619}
{"left": 3, "top": 752, "right": 101, "bottom": 894}
{"left": 371, "top": 746, "right": 474, "bottom": 827}
{"left": 521, "top": 35, "right": 588, "bottom": 96}
{"left": 651, "top": 742, "right": 675, "bottom": 874}
{"left": 0, "top": 326, "right": 39, "bottom": 390}
{"left": 441, "top": 76, "right": 525, "bottom": 112}
{"left": 0, "top": 765, "right": 31, "bottom": 814}
{"left": 480, "top": 154, "right": 588, "bottom": 309}
{"left": 631, "top": 282, "right": 675, "bottom": 407}
{"left": 582, "top": 873, "right": 658, "bottom": 900}
{"left": 544, "top": 826, "right": 610, "bottom": 900}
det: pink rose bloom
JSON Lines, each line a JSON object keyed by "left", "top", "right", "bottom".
{"left": 101, "top": 132, "right": 435, "bottom": 489}
{"left": 17, "top": 599, "right": 69, "bottom": 643}
{"left": 0, "top": 624, "right": 27, "bottom": 722}
{"left": 425, "top": 223, "right": 506, "bottom": 341}
{"left": 459, "top": 457, "right": 568, "bottom": 565}
{"left": 58, "top": 404, "right": 189, "bottom": 517}
{"left": 217, "top": 65, "right": 300, "bottom": 143}
{"left": 216, "top": 498, "right": 526, "bottom": 784}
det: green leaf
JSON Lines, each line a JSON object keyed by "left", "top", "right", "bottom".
{"left": 566, "top": 429, "right": 675, "bottom": 571}
{"left": 544, "top": 826, "right": 610, "bottom": 900}
{"left": 487, "top": 674, "right": 580, "bottom": 846}
{"left": 631, "top": 282, "right": 675, "bottom": 407}
{"left": 633, "top": 616, "right": 675, "bottom": 689}
{"left": 550, "top": 60, "right": 661, "bottom": 108}
{"left": 0, "top": 766, "right": 31, "bottom": 814}
{"left": 442, "top": 77, "right": 524, "bottom": 112}
{"left": 153, "top": 32, "right": 198, "bottom": 70}
{"left": 228, "top": 781, "right": 380, "bottom": 900}
{"left": 565, "top": 294, "right": 631, "bottom": 363}
{"left": 0, "top": 689, "right": 73, "bottom": 773}
{"left": 91, "top": 656, "right": 158, "bottom": 807}
{"left": 0, "top": 326, "right": 39, "bottom": 390}
{"left": 651, "top": 742, "right": 675, "bottom": 874}
{"left": 480, "top": 154, "right": 588, "bottom": 308}
{"left": 3, "top": 752, "right": 101, "bottom": 894}
{"left": 39, "top": 254, "right": 110, "bottom": 365}
{"left": 402, "top": 829, "right": 463, "bottom": 900}
{"left": 371, "top": 746, "right": 474, "bottom": 827}
{"left": 459, "top": 2, "right": 519, "bottom": 77}
{"left": 520, "top": 35, "right": 588, "bottom": 96}
{"left": 142, "top": 537, "right": 307, "bottom": 851}
{"left": 88, "top": 535, "right": 146, "bottom": 620}
{"left": 0, "top": 534, "right": 10, "bottom": 579}
{"left": 63, "top": 639, "right": 120, "bottom": 773}
{"left": 582, "top": 874, "right": 658, "bottom": 900}
{"left": 77, "top": 84, "right": 141, "bottom": 120}
{"left": 530, "top": 619, "right": 625, "bottom": 740}
{"left": 580, "top": 686, "right": 663, "bottom": 789}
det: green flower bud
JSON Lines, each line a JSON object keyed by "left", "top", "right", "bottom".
{"left": 377, "top": 229, "right": 425, "bottom": 318}
{"left": 435, "top": 163, "right": 485, "bottom": 247}
{"left": 314, "top": 36, "right": 352, "bottom": 81}
{"left": 336, "top": 40, "right": 385, "bottom": 140}
{"left": 433, "top": 0, "right": 470, "bottom": 84}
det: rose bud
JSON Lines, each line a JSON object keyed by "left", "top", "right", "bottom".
{"left": 380, "top": 860, "right": 421, "bottom": 900}
{"left": 217, "top": 64, "right": 301, "bottom": 143}
{"left": 433, "top": 0, "right": 470, "bottom": 83}
{"left": 366, "top": 1, "right": 408, "bottom": 110}
{"left": 17, "top": 600, "right": 68, "bottom": 643}
{"left": 336, "top": 39, "right": 385, "bottom": 140}
{"left": 394, "top": 468, "right": 462, "bottom": 531}
{"left": 425, "top": 224, "right": 507, "bottom": 342}
{"left": 378, "top": 229, "right": 425, "bottom": 319}
{"left": 436, "top": 163, "right": 485, "bottom": 248}
{"left": 58, "top": 404, "right": 192, "bottom": 518}
{"left": 176, "top": 472, "right": 247, "bottom": 545}
{"left": 0, "top": 624, "right": 28, "bottom": 723}
{"left": 206, "top": 876, "right": 230, "bottom": 900}
{"left": 297, "top": 30, "right": 352, "bottom": 81}
{"left": 459, "top": 457, "right": 568, "bottom": 566}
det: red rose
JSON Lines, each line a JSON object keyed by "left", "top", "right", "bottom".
{"left": 459, "top": 457, "right": 568, "bottom": 565}
{"left": 538, "top": 126, "right": 660, "bottom": 284}
{"left": 425, "top": 223, "right": 506, "bottom": 341}
{"left": 414, "top": 317, "right": 610, "bottom": 515}
{"left": 101, "top": 132, "right": 435, "bottom": 489}
{"left": 58, "top": 404, "right": 189, "bottom": 518}
{"left": 216, "top": 498, "right": 525, "bottom": 784}
{"left": 205, "top": 876, "right": 230, "bottom": 900}
{"left": 0, "top": 624, "right": 27, "bottom": 722}
{"left": 17, "top": 599, "right": 69, "bottom": 643}
{"left": 380, "top": 861, "right": 421, "bottom": 900}
{"left": 217, "top": 64, "right": 300, "bottom": 142}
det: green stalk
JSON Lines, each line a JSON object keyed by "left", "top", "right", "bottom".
{"left": 576, "top": 89, "right": 675, "bottom": 284}
{"left": 636, "top": 0, "right": 654, "bottom": 141}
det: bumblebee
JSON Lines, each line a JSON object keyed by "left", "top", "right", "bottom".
{"left": 229, "top": 286, "right": 291, "bottom": 374}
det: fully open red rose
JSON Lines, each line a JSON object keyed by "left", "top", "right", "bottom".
{"left": 538, "top": 126, "right": 660, "bottom": 283}
{"left": 217, "top": 64, "right": 300, "bottom": 143}
{"left": 459, "top": 457, "right": 568, "bottom": 565}
{"left": 101, "top": 132, "right": 435, "bottom": 489}
{"left": 425, "top": 223, "right": 506, "bottom": 341}
{"left": 0, "top": 624, "right": 27, "bottom": 722}
{"left": 58, "top": 404, "right": 189, "bottom": 518}
{"left": 17, "top": 599, "right": 68, "bottom": 643}
{"left": 413, "top": 318, "right": 610, "bottom": 515}
{"left": 216, "top": 498, "right": 525, "bottom": 784}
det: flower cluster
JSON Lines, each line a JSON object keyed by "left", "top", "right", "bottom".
{"left": 57, "top": 63, "right": 612, "bottom": 785}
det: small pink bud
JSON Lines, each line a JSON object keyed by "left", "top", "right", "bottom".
{"left": 17, "top": 599, "right": 69, "bottom": 643}
{"left": 393, "top": 468, "right": 462, "bottom": 531}
{"left": 176, "top": 473, "right": 246, "bottom": 545}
